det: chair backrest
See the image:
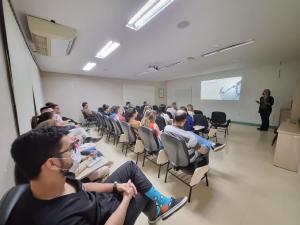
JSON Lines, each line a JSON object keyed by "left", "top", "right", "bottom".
{"left": 194, "top": 110, "right": 203, "bottom": 115}
{"left": 161, "top": 132, "right": 190, "bottom": 168}
{"left": 110, "top": 118, "right": 122, "bottom": 136}
{"left": 193, "top": 114, "right": 209, "bottom": 127}
{"left": 0, "top": 184, "right": 28, "bottom": 225}
{"left": 120, "top": 122, "right": 136, "bottom": 144}
{"left": 156, "top": 116, "right": 166, "bottom": 131}
{"left": 104, "top": 115, "right": 114, "bottom": 132}
{"left": 96, "top": 112, "right": 105, "bottom": 128}
{"left": 211, "top": 111, "right": 227, "bottom": 125}
{"left": 139, "top": 126, "right": 159, "bottom": 153}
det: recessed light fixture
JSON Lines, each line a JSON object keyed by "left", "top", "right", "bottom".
{"left": 96, "top": 41, "right": 120, "bottom": 59}
{"left": 202, "top": 39, "right": 255, "bottom": 57}
{"left": 82, "top": 62, "right": 96, "bottom": 71}
{"left": 126, "top": 0, "right": 175, "bottom": 31}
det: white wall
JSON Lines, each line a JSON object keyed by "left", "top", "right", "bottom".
{"left": 3, "top": 0, "right": 43, "bottom": 133}
{"left": 41, "top": 72, "right": 166, "bottom": 121}
{"left": 167, "top": 60, "right": 300, "bottom": 126}
{"left": 0, "top": 25, "right": 17, "bottom": 196}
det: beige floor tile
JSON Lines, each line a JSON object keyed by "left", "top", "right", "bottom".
{"left": 91, "top": 124, "right": 300, "bottom": 225}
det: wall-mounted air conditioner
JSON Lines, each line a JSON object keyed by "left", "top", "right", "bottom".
{"left": 27, "top": 15, "right": 77, "bottom": 56}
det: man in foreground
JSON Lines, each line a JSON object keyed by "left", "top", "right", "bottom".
{"left": 8, "top": 127, "right": 187, "bottom": 225}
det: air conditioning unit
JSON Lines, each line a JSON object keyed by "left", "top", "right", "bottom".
{"left": 27, "top": 15, "right": 77, "bottom": 56}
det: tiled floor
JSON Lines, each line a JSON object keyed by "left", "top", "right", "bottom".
{"left": 92, "top": 124, "right": 300, "bottom": 225}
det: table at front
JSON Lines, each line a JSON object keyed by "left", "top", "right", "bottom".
{"left": 273, "top": 121, "right": 300, "bottom": 172}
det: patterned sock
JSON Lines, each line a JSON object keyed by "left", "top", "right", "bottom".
{"left": 145, "top": 186, "right": 172, "bottom": 215}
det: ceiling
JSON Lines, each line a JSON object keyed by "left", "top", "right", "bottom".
{"left": 10, "top": 0, "right": 300, "bottom": 81}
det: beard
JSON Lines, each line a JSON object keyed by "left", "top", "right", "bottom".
{"left": 58, "top": 158, "right": 74, "bottom": 176}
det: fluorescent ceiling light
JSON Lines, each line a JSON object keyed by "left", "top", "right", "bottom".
{"left": 127, "top": 0, "right": 175, "bottom": 31}
{"left": 96, "top": 41, "right": 120, "bottom": 59}
{"left": 82, "top": 62, "right": 96, "bottom": 71}
{"left": 202, "top": 39, "right": 255, "bottom": 57}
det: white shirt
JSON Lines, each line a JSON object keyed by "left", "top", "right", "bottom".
{"left": 166, "top": 108, "right": 176, "bottom": 119}
{"left": 164, "top": 125, "right": 198, "bottom": 149}
{"left": 161, "top": 113, "right": 171, "bottom": 124}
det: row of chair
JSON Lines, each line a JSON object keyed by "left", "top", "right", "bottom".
{"left": 95, "top": 113, "right": 210, "bottom": 202}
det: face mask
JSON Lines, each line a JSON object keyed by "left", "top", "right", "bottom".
{"left": 58, "top": 150, "right": 79, "bottom": 176}
{"left": 68, "top": 150, "right": 81, "bottom": 173}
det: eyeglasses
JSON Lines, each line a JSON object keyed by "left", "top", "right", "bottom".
{"left": 57, "top": 142, "right": 77, "bottom": 157}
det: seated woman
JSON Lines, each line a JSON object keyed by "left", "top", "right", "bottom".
{"left": 125, "top": 107, "right": 141, "bottom": 137}
{"left": 141, "top": 110, "right": 164, "bottom": 150}
{"left": 158, "top": 104, "right": 172, "bottom": 125}
{"left": 109, "top": 105, "right": 119, "bottom": 121}
{"left": 117, "top": 106, "right": 126, "bottom": 122}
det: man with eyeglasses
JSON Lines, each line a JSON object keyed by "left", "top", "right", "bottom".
{"left": 8, "top": 127, "right": 187, "bottom": 225}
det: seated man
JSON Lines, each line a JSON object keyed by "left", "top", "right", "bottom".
{"left": 164, "top": 110, "right": 225, "bottom": 163}
{"left": 9, "top": 127, "right": 187, "bottom": 225}
{"left": 179, "top": 106, "right": 194, "bottom": 131}
{"left": 166, "top": 102, "right": 177, "bottom": 119}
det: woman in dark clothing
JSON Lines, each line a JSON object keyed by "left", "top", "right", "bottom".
{"left": 256, "top": 89, "right": 274, "bottom": 131}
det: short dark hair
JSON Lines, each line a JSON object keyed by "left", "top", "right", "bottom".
{"left": 158, "top": 104, "right": 167, "bottom": 114}
{"left": 82, "top": 102, "right": 88, "bottom": 108}
{"left": 180, "top": 106, "right": 187, "bottom": 112}
{"left": 48, "top": 104, "right": 58, "bottom": 109}
{"left": 45, "top": 102, "right": 55, "bottom": 107}
{"left": 11, "top": 127, "right": 68, "bottom": 180}
{"left": 174, "top": 110, "right": 187, "bottom": 122}
{"left": 152, "top": 105, "right": 158, "bottom": 112}
{"left": 102, "top": 104, "right": 109, "bottom": 111}
{"left": 31, "top": 112, "right": 54, "bottom": 129}
{"left": 125, "top": 108, "right": 137, "bottom": 122}
{"left": 111, "top": 105, "right": 119, "bottom": 113}
{"left": 264, "top": 89, "right": 271, "bottom": 96}
{"left": 40, "top": 106, "right": 49, "bottom": 113}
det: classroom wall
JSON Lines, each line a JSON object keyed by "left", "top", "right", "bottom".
{"left": 166, "top": 59, "right": 300, "bottom": 126}
{"left": 0, "top": 26, "right": 17, "bottom": 196}
{"left": 41, "top": 72, "right": 166, "bottom": 122}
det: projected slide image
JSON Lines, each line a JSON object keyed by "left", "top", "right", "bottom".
{"left": 201, "top": 76, "right": 242, "bottom": 100}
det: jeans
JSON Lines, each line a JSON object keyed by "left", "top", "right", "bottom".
{"left": 104, "top": 161, "right": 156, "bottom": 225}
{"left": 80, "top": 147, "right": 103, "bottom": 157}
{"left": 188, "top": 131, "right": 214, "bottom": 150}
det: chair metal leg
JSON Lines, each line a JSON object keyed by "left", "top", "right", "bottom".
{"left": 125, "top": 144, "right": 129, "bottom": 156}
{"left": 142, "top": 152, "right": 147, "bottom": 167}
{"left": 116, "top": 136, "right": 120, "bottom": 146}
{"left": 164, "top": 162, "right": 169, "bottom": 183}
{"left": 121, "top": 143, "right": 125, "bottom": 152}
{"left": 136, "top": 153, "right": 139, "bottom": 164}
{"left": 205, "top": 174, "right": 209, "bottom": 186}
{"left": 113, "top": 135, "right": 116, "bottom": 145}
{"left": 158, "top": 165, "right": 161, "bottom": 178}
{"left": 188, "top": 186, "right": 193, "bottom": 202}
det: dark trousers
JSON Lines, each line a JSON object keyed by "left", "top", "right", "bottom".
{"left": 105, "top": 161, "right": 156, "bottom": 225}
{"left": 260, "top": 111, "right": 271, "bottom": 130}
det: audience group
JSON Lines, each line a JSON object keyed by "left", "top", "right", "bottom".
{"left": 8, "top": 101, "right": 199, "bottom": 225}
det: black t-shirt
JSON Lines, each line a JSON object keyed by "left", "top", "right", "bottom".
{"left": 7, "top": 178, "right": 120, "bottom": 225}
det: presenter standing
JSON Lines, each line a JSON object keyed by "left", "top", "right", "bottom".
{"left": 256, "top": 89, "right": 274, "bottom": 131}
